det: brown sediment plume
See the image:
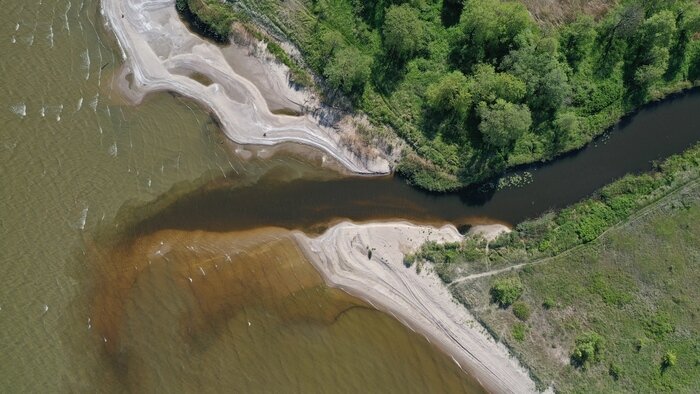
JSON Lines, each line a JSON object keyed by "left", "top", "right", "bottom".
{"left": 86, "top": 227, "right": 363, "bottom": 359}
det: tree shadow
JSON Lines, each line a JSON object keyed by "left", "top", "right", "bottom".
{"left": 371, "top": 51, "right": 409, "bottom": 95}
{"left": 441, "top": 0, "right": 464, "bottom": 28}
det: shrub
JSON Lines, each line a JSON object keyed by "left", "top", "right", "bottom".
{"left": 512, "top": 301, "right": 531, "bottom": 321}
{"left": 403, "top": 254, "right": 416, "bottom": 267}
{"left": 661, "top": 351, "right": 677, "bottom": 369}
{"left": 645, "top": 314, "right": 675, "bottom": 340}
{"left": 542, "top": 297, "right": 556, "bottom": 309}
{"left": 571, "top": 332, "right": 605, "bottom": 368}
{"left": 512, "top": 322, "right": 527, "bottom": 342}
{"left": 490, "top": 277, "right": 524, "bottom": 307}
{"left": 609, "top": 362, "right": 622, "bottom": 380}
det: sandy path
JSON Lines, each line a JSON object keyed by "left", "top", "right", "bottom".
{"left": 100, "top": 0, "right": 389, "bottom": 174}
{"left": 296, "top": 222, "right": 537, "bottom": 393}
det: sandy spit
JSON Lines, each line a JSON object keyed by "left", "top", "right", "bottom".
{"left": 100, "top": 0, "right": 389, "bottom": 174}
{"left": 295, "top": 222, "right": 538, "bottom": 394}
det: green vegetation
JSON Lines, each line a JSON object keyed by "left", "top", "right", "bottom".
{"left": 411, "top": 143, "right": 700, "bottom": 283}
{"left": 662, "top": 351, "right": 678, "bottom": 369}
{"left": 571, "top": 332, "right": 605, "bottom": 369}
{"left": 420, "top": 145, "right": 700, "bottom": 391}
{"left": 511, "top": 301, "right": 531, "bottom": 321}
{"left": 456, "top": 188, "right": 700, "bottom": 391}
{"left": 218, "top": 0, "right": 700, "bottom": 190}
{"left": 511, "top": 322, "right": 527, "bottom": 342}
{"left": 175, "top": 0, "right": 238, "bottom": 42}
{"left": 490, "top": 277, "right": 523, "bottom": 307}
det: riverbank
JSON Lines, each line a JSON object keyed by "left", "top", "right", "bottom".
{"left": 100, "top": 0, "right": 389, "bottom": 174}
{"left": 296, "top": 221, "right": 538, "bottom": 393}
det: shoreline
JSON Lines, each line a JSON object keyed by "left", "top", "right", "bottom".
{"left": 100, "top": 0, "right": 389, "bottom": 175}
{"left": 100, "top": 1, "right": 536, "bottom": 391}
{"left": 295, "top": 221, "right": 538, "bottom": 394}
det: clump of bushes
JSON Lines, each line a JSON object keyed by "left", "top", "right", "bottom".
{"left": 512, "top": 301, "right": 531, "bottom": 321}
{"left": 571, "top": 332, "right": 605, "bottom": 369}
{"left": 490, "top": 277, "right": 523, "bottom": 307}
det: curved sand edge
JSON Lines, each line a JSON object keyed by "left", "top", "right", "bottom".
{"left": 295, "top": 222, "right": 538, "bottom": 394}
{"left": 100, "top": 0, "right": 389, "bottom": 174}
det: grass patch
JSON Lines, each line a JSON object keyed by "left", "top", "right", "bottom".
{"left": 454, "top": 187, "right": 700, "bottom": 392}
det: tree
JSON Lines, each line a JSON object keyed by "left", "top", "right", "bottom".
{"left": 469, "top": 64, "right": 526, "bottom": 104}
{"left": 627, "top": 10, "right": 677, "bottom": 90}
{"left": 451, "top": 0, "right": 532, "bottom": 72}
{"left": 553, "top": 111, "right": 582, "bottom": 149}
{"left": 383, "top": 4, "right": 426, "bottom": 60}
{"left": 560, "top": 15, "right": 597, "bottom": 72}
{"left": 478, "top": 99, "right": 532, "bottom": 148}
{"left": 490, "top": 276, "right": 524, "bottom": 307}
{"left": 426, "top": 71, "right": 472, "bottom": 122}
{"left": 324, "top": 47, "right": 373, "bottom": 95}
{"left": 599, "top": 4, "right": 645, "bottom": 59}
{"left": 571, "top": 332, "right": 605, "bottom": 369}
{"left": 502, "top": 36, "right": 571, "bottom": 116}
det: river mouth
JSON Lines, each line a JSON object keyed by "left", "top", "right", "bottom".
{"left": 105, "top": 88, "right": 700, "bottom": 242}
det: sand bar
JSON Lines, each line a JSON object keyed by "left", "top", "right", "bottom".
{"left": 296, "top": 222, "right": 537, "bottom": 393}
{"left": 101, "top": 0, "right": 389, "bottom": 174}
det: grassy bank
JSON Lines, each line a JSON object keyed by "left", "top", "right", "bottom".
{"left": 455, "top": 185, "right": 700, "bottom": 392}
{"left": 410, "top": 143, "right": 700, "bottom": 282}
{"left": 193, "top": 0, "right": 700, "bottom": 191}
{"left": 408, "top": 145, "right": 700, "bottom": 391}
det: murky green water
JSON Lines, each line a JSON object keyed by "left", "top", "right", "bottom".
{"left": 1, "top": 1, "right": 481, "bottom": 392}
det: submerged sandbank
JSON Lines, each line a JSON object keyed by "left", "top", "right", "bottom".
{"left": 296, "top": 221, "right": 538, "bottom": 393}
{"left": 100, "top": 0, "right": 389, "bottom": 174}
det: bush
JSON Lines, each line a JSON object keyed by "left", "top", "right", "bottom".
{"left": 511, "top": 322, "right": 527, "bottom": 342}
{"left": 609, "top": 362, "right": 622, "bottom": 380}
{"left": 645, "top": 314, "right": 675, "bottom": 340}
{"left": 490, "top": 277, "right": 524, "bottom": 307}
{"left": 512, "top": 301, "right": 531, "bottom": 321}
{"left": 542, "top": 297, "right": 556, "bottom": 309}
{"left": 571, "top": 332, "right": 605, "bottom": 368}
{"left": 662, "top": 351, "right": 677, "bottom": 369}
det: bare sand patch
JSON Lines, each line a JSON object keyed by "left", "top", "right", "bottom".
{"left": 296, "top": 222, "right": 537, "bottom": 393}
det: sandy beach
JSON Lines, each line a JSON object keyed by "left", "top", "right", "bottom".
{"left": 100, "top": 0, "right": 389, "bottom": 174}
{"left": 296, "top": 222, "right": 537, "bottom": 393}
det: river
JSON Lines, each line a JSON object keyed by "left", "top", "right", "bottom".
{"left": 2, "top": 0, "right": 699, "bottom": 392}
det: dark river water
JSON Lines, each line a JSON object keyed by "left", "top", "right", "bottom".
{"left": 125, "top": 89, "right": 700, "bottom": 237}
